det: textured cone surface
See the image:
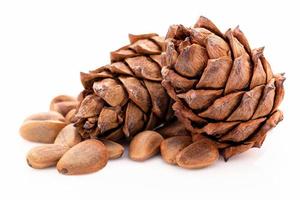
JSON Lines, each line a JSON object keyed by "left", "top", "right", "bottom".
{"left": 162, "top": 16, "right": 285, "bottom": 160}
{"left": 74, "top": 33, "right": 173, "bottom": 140}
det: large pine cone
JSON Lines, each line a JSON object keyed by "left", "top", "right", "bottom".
{"left": 161, "top": 16, "right": 285, "bottom": 160}
{"left": 74, "top": 33, "right": 173, "bottom": 141}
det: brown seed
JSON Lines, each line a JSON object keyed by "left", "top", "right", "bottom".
{"left": 50, "top": 95, "right": 78, "bottom": 116}
{"left": 27, "top": 144, "right": 69, "bottom": 169}
{"left": 160, "top": 136, "right": 192, "bottom": 165}
{"left": 65, "top": 108, "right": 76, "bottom": 124}
{"left": 50, "top": 101, "right": 78, "bottom": 117}
{"left": 50, "top": 95, "right": 76, "bottom": 105}
{"left": 104, "top": 127, "right": 125, "bottom": 142}
{"left": 157, "top": 120, "right": 190, "bottom": 138}
{"left": 57, "top": 139, "right": 108, "bottom": 175}
{"left": 24, "top": 111, "right": 65, "bottom": 122}
{"left": 101, "top": 139, "right": 124, "bottom": 159}
{"left": 54, "top": 124, "right": 82, "bottom": 148}
{"left": 176, "top": 139, "right": 219, "bottom": 169}
{"left": 129, "top": 131, "right": 163, "bottom": 161}
{"left": 20, "top": 120, "right": 67, "bottom": 143}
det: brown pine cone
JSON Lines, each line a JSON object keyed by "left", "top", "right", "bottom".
{"left": 161, "top": 16, "right": 285, "bottom": 160}
{"left": 74, "top": 33, "right": 173, "bottom": 141}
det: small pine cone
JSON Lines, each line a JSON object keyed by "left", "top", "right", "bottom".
{"left": 74, "top": 33, "right": 173, "bottom": 141}
{"left": 161, "top": 16, "right": 285, "bottom": 160}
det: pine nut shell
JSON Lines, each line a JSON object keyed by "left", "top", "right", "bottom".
{"left": 27, "top": 144, "right": 69, "bottom": 169}
{"left": 176, "top": 139, "right": 219, "bottom": 169}
{"left": 20, "top": 120, "right": 67, "bottom": 143}
{"left": 50, "top": 95, "right": 78, "bottom": 116}
{"left": 101, "top": 139, "right": 124, "bottom": 159}
{"left": 24, "top": 111, "right": 65, "bottom": 122}
{"left": 57, "top": 139, "right": 108, "bottom": 175}
{"left": 129, "top": 131, "right": 163, "bottom": 161}
{"left": 160, "top": 136, "right": 192, "bottom": 164}
{"left": 65, "top": 109, "right": 77, "bottom": 124}
{"left": 54, "top": 124, "right": 82, "bottom": 148}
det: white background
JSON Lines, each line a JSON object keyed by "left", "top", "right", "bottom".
{"left": 0, "top": 0, "right": 299, "bottom": 199}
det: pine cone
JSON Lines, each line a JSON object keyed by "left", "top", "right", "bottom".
{"left": 161, "top": 16, "right": 285, "bottom": 160}
{"left": 74, "top": 33, "right": 173, "bottom": 141}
